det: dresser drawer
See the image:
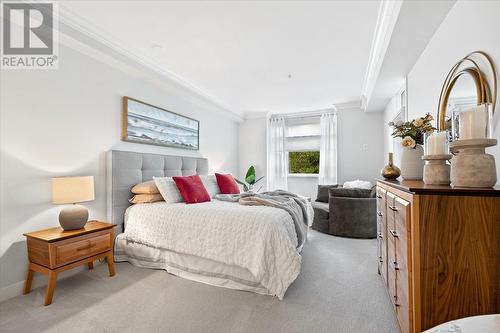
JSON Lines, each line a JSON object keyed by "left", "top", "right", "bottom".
{"left": 395, "top": 238, "right": 411, "bottom": 333}
{"left": 386, "top": 192, "right": 396, "bottom": 227}
{"left": 394, "top": 228, "right": 409, "bottom": 274}
{"left": 394, "top": 196, "right": 410, "bottom": 233}
{"left": 396, "top": 271, "right": 411, "bottom": 333}
{"left": 387, "top": 259, "right": 397, "bottom": 307}
{"left": 388, "top": 196, "right": 410, "bottom": 271}
{"left": 393, "top": 196, "right": 411, "bottom": 286}
{"left": 376, "top": 187, "right": 386, "bottom": 215}
{"left": 390, "top": 195, "right": 412, "bottom": 333}
{"left": 383, "top": 189, "right": 412, "bottom": 333}
{"left": 376, "top": 187, "right": 388, "bottom": 285}
{"left": 378, "top": 230, "right": 387, "bottom": 284}
{"left": 54, "top": 231, "right": 112, "bottom": 267}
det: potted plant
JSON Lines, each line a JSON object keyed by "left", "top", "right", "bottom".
{"left": 389, "top": 114, "right": 435, "bottom": 180}
{"left": 235, "top": 166, "right": 264, "bottom": 192}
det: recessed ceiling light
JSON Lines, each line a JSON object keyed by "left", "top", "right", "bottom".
{"left": 288, "top": 74, "right": 292, "bottom": 79}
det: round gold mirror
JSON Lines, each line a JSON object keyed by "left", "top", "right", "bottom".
{"left": 437, "top": 51, "right": 497, "bottom": 132}
{"left": 441, "top": 68, "right": 483, "bottom": 138}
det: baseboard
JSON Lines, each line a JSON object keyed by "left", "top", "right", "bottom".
{"left": 0, "top": 261, "right": 104, "bottom": 303}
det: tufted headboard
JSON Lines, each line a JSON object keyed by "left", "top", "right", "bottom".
{"left": 107, "top": 150, "right": 208, "bottom": 232}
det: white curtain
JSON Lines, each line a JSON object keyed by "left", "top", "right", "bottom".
{"left": 267, "top": 116, "right": 288, "bottom": 190}
{"left": 319, "top": 113, "right": 338, "bottom": 185}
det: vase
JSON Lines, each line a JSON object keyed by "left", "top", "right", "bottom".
{"left": 381, "top": 152, "right": 401, "bottom": 179}
{"left": 400, "top": 145, "right": 424, "bottom": 180}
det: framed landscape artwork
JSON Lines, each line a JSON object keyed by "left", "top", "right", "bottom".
{"left": 122, "top": 97, "right": 199, "bottom": 150}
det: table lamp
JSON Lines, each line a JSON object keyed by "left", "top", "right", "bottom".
{"left": 52, "top": 176, "right": 95, "bottom": 230}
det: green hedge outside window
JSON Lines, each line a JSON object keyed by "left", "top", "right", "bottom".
{"left": 289, "top": 151, "right": 320, "bottom": 174}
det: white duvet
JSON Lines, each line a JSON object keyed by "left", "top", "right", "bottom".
{"left": 123, "top": 199, "right": 312, "bottom": 299}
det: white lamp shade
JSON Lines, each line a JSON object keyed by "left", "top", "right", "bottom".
{"left": 52, "top": 176, "right": 95, "bottom": 204}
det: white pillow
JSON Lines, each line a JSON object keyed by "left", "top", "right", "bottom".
{"left": 200, "top": 175, "right": 220, "bottom": 198}
{"left": 153, "top": 177, "right": 184, "bottom": 203}
{"left": 343, "top": 179, "right": 373, "bottom": 190}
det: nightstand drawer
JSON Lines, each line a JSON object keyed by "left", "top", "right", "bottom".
{"left": 55, "top": 232, "right": 112, "bottom": 266}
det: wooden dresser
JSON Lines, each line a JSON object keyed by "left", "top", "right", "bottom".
{"left": 376, "top": 180, "right": 499, "bottom": 333}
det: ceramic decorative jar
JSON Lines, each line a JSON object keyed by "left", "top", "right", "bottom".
{"left": 400, "top": 145, "right": 424, "bottom": 180}
{"left": 450, "top": 138, "right": 497, "bottom": 187}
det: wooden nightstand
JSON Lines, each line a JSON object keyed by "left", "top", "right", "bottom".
{"left": 23, "top": 221, "right": 116, "bottom": 305}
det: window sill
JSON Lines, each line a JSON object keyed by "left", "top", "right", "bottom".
{"left": 287, "top": 174, "right": 319, "bottom": 178}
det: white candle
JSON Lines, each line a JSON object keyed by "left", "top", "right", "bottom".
{"left": 426, "top": 131, "right": 447, "bottom": 155}
{"left": 459, "top": 105, "right": 487, "bottom": 139}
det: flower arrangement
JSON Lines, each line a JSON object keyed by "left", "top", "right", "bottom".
{"left": 389, "top": 114, "right": 436, "bottom": 149}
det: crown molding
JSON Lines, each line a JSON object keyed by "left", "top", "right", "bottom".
{"left": 57, "top": 4, "right": 244, "bottom": 122}
{"left": 259, "top": 100, "right": 362, "bottom": 119}
{"left": 334, "top": 100, "right": 362, "bottom": 111}
{"left": 360, "top": 0, "right": 402, "bottom": 111}
{"left": 244, "top": 112, "right": 269, "bottom": 120}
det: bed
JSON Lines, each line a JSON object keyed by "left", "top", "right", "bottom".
{"left": 107, "top": 150, "right": 311, "bottom": 299}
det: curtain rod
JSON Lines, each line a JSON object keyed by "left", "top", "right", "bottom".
{"left": 270, "top": 107, "right": 337, "bottom": 120}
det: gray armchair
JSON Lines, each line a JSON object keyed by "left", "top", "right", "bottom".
{"left": 311, "top": 185, "right": 337, "bottom": 234}
{"left": 311, "top": 185, "right": 377, "bottom": 239}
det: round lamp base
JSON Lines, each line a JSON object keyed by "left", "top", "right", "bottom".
{"left": 59, "top": 205, "right": 88, "bottom": 230}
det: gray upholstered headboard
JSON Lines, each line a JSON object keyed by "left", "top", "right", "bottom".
{"left": 107, "top": 150, "right": 208, "bottom": 232}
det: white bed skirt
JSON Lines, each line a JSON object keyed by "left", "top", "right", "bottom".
{"left": 114, "top": 234, "right": 273, "bottom": 296}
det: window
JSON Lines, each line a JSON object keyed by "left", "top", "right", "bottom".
{"left": 285, "top": 117, "right": 321, "bottom": 175}
{"left": 289, "top": 151, "right": 320, "bottom": 174}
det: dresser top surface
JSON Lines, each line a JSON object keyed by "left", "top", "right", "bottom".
{"left": 377, "top": 179, "right": 500, "bottom": 196}
{"left": 23, "top": 221, "right": 114, "bottom": 242}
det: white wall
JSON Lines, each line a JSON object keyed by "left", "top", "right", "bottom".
{"left": 383, "top": 93, "right": 405, "bottom": 167}
{"left": 405, "top": 0, "right": 500, "bottom": 182}
{"left": 287, "top": 176, "right": 319, "bottom": 200}
{"left": 337, "top": 109, "right": 385, "bottom": 185}
{"left": 243, "top": 109, "right": 385, "bottom": 199}
{"left": 238, "top": 117, "right": 267, "bottom": 191}
{"left": 383, "top": 95, "right": 398, "bottom": 160}
{"left": 0, "top": 43, "right": 239, "bottom": 300}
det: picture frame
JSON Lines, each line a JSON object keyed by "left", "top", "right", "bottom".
{"left": 122, "top": 96, "right": 200, "bottom": 150}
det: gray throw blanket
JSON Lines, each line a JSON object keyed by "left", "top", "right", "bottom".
{"left": 215, "top": 190, "right": 312, "bottom": 251}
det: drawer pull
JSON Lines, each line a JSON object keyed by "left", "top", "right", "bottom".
{"left": 389, "top": 205, "right": 398, "bottom": 211}
{"left": 378, "top": 232, "right": 383, "bottom": 239}
{"left": 389, "top": 229, "right": 399, "bottom": 238}
{"left": 393, "top": 261, "right": 400, "bottom": 271}
{"left": 376, "top": 194, "right": 382, "bottom": 199}
{"left": 377, "top": 212, "right": 383, "bottom": 217}
{"left": 393, "top": 295, "right": 400, "bottom": 307}
{"left": 76, "top": 244, "right": 92, "bottom": 251}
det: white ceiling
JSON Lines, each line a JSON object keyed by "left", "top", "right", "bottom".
{"left": 365, "top": 0, "right": 456, "bottom": 112}
{"left": 61, "top": 0, "right": 381, "bottom": 116}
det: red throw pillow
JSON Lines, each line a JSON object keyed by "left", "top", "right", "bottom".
{"left": 215, "top": 173, "right": 240, "bottom": 194}
{"left": 172, "top": 175, "right": 211, "bottom": 204}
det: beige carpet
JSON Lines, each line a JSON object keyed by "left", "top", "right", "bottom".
{"left": 0, "top": 230, "right": 399, "bottom": 333}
